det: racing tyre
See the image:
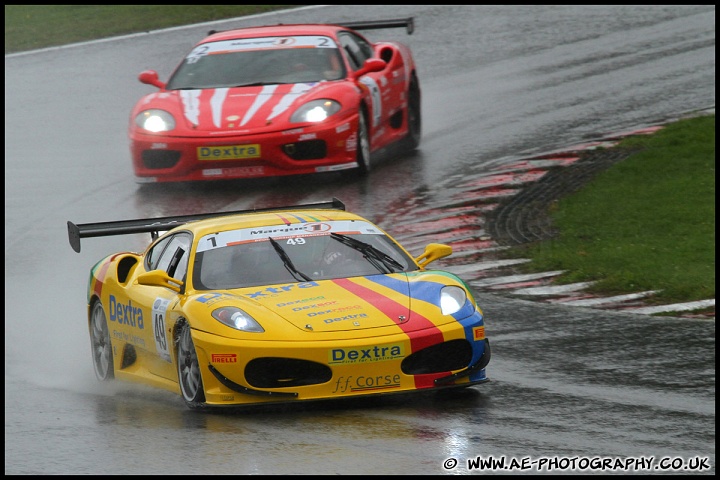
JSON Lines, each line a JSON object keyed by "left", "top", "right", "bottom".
{"left": 177, "top": 322, "right": 206, "bottom": 408}
{"left": 403, "top": 75, "right": 421, "bottom": 151}
{"left": 356, "top": 108, "right": 372, "bottom": 175}
{"left": 89, "top": 300, "right": 114, "bottom": 381}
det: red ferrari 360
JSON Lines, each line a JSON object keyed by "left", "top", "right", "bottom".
{"left": 128, "top": 18, "right": 421, "bottom": 183}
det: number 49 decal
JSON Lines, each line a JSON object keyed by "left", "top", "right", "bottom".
{"left": 152, "top": 297, "right": 172, "bottom": 363}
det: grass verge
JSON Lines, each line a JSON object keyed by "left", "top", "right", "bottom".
{"left": 4, "top": 5, "right": 297, "bottom": 54}
{"left": 507, "top": 114, "right": 715, "bottom": 306}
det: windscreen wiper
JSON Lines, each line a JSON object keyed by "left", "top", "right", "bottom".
{"left": 231, "top": 81, "right": 293, "bottom": 87}
{"left": 329, "top": 233, "right": 404, "bottom": 274}
{"left": 268, "top": 237, "right": 312, "bottom": 282}
{"left": 173, "top": 82, "right": 291, "bottom": 90}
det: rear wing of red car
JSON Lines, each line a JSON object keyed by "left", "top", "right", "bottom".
{"left": 67, "top": 198, "right": 345, "bottom": 253}
{"left": 339, "top": 17, "right": 414, "bottom": 35}
{"left": 207, "top": 17, "right": 414, "bottom": 36}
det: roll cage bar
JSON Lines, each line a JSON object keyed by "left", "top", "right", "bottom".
{"left": 67, "top": 198, "right": 345, "bottom": 253}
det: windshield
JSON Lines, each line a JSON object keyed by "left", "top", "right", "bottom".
{"left": 192, "top": 221, "right": 415, "bottom": 290}
{"left": 167, "top": 35, "right": 346, "bottom": 90}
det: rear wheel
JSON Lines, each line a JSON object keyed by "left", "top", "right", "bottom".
{"left": 355, "top": 108, "right": 372, "bottom": 175}
{"left": 177, "top": 322, "right": 205, "bottom": 408}
{"left": 89, "top": 300, "right": 114, "bottom": 381}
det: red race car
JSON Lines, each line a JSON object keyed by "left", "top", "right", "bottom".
{"left": 129, "top": 18, "right": 420, "bottom": 183}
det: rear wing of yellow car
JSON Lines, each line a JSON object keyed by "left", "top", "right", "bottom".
{"left": 67, "top": 198, "right": 345, "bottom": 253}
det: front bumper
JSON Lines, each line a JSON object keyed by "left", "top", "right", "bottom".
{"left": 130, "top": 115, "right": 360, "bottom": 183}
{"left": 191, "top": 317, "right": 490, "bottom": 406}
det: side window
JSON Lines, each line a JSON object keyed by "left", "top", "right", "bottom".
{"left": 354, "top": 34, "right": 374, "bottom": 62}
{"left": 155, "top": 234, "right": 192, "bottom": 281}
{"left": 145, "top": 236, "right": 172, "bottom": 271}
{"left": 338, "top": 32, "right": 374, "bottom": 71}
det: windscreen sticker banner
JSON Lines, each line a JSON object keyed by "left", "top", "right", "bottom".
{"left": 187, "top": 36, "right": 337, "bottom": 62}
{"left": 152, "top": 297, "right": 172, "bottom": 363}
{"left": 197, "top": 220, "right": 382, "bottom": 252}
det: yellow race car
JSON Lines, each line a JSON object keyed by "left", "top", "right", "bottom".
{"left": 67, "top": 199, "right": 490, "bottom": 409}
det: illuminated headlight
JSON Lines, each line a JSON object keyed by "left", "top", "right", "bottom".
{"left": 290, "top": 99, "right": 341, "bottom": 123}
{"left": 212, "top": 307, "right": 264, "bottom": 333}
{"left": 440, "top": 286, "right": 467, "bottom": 315}
{"left": 135, "top": 109, "right": 176, "bottom": 132}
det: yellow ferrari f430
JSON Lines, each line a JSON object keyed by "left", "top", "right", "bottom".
{"left": 67, "top": 199, "right": 490, "bottom": 409}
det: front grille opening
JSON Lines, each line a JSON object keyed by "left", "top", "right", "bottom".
{"left": 401, "top": 339, "right": 472, "bottom": 375}
{"left": 282, "top": 140, "right": 327, "bottom": 160}
{"left": 245, "top": 357, "right": 332, "bottom": 388}
{"left": 142, "top": 150, "right": 181, "bottom": 169}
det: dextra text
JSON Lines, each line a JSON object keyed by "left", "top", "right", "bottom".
{"left": 247, "top": 281, "right": 319, "bottom": 299}
{"left": 330, "top": 344, "right": 403, "bottom": 363}
{"left": 109, "top": 295, "right": 145, "bottom": 329}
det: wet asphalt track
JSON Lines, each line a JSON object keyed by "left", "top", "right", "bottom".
{"left": 5, "top": 5, "right": 715, "bottom": 475}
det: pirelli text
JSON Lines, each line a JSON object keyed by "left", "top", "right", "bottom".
{"left": 441, "top": 455, "right": 712, "bottom": 473}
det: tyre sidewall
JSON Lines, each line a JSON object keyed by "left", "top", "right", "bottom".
{"left": 177, "top": 322, "right": 206, "bottom": 407}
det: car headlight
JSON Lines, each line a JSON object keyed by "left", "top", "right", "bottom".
{"left": 212, "top": 307, "right": 264, "bottom": 333}
{"left": 135, "top": 109, "right": 176, "bottom": 132}
{"left": 290, "top": 99, "right": 341, "bottom": 123}
{"left": 440, "top": 286, "right": 467, "bottom": 315}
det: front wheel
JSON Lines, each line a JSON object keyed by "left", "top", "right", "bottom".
{"left": 176, "top": 322, "right": 206, "bottom": 408}
{"left": 355, "top": 108, "right": 372, "bottom": 175}
{"left": 89, "top": 300, "right": 114, "bottom": 381}
{"left": 402, "top": 75, "right": 421, "bottom": 152}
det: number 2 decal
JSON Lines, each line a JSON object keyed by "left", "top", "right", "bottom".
{"left": 152, "top": 297, "right": 172, "bottom": 362}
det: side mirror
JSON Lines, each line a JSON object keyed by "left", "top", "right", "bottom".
{"left": 138, "top": 70, "right": 166, "bottom": 89}
{"left": 415, "top": 243, "right": 453, "bottom": 269}
{"left": 354, "top": 58, "right": 386, "bottom": 78}
{"left": 137, "top": 270, "right": 182, "bottom": 293}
